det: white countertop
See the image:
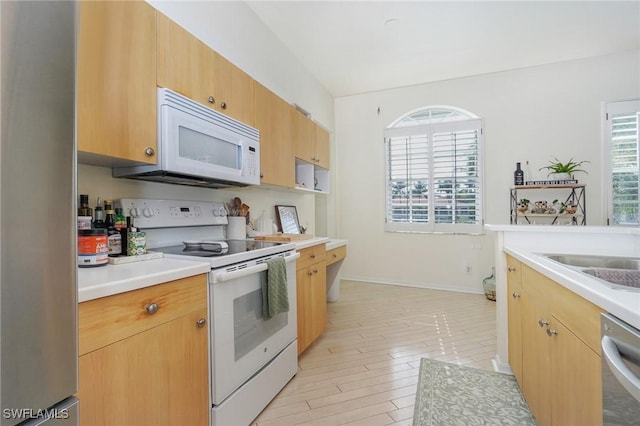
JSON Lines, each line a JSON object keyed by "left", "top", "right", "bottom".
{"left": 78, "top": 258, "right": 211, "bottom": 303}
{"left": 325, "top": 239, "right": 348, "bottom": 250}
{"left": 295, "top": 236, "right": 329, "bottom": 250}
{"left": 505, "top": 248, "right": 640, "bottom": 329}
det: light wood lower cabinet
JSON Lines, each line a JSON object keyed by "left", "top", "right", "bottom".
{"left": 506, "top": 255, "right": 523, "bottom": 386}
{"left": 77, "top": 275, "right": 209, "bottom": 426}
{"left": 507, "top": 257, "right": 603, "bottom": 426}
{"left": 296, "top": 244, "right": 327, "bottom": 354}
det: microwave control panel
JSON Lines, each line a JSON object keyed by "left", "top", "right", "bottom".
{"left": 117, "top": 198, "right": 228, "bottom": 229}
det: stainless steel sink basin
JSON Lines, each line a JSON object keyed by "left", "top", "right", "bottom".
{"left": 544, "top": 254, "right": 640, "bottom": 270}
{"left": 543, "top": 254, "right": 640, "bottom": 291}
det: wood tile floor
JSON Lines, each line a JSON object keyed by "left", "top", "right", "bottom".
{"left": 253, "top": 280, "right": 497, "bottom": 426}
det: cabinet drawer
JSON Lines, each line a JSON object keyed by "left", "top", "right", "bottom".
{"left": 522, "top": 265, "right": 603, "bottom": 355}
{"left": 296, "top": 244, "right": 326, "bottom": 270}
{"left": 79, "top": 274, "right": 207, "bottom": 356}
{"left": 326, "top": 245, "right": 346, "bottom": 266}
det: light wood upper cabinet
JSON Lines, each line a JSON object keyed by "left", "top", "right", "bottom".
{"left": 213, "top": 52, "right": 255, "bottom": 126}
{"left": 293, "top": 109, "right": 315, "bottom": 163}
{"left": 294, "top": 110, "right": 330, "bottom": 170}
{"left": 77, "top": 275, "right": 209, "bottom": 426}
{"left": 254, "top": 82, "right": 294, "bottom": 187}
{"left": 157, "top": 13, "right": 254, "bottom": 126}
{"left": 514, "top": 262, "right": 603, "bottom": 426}
{"left": 156, "top": 12, "right": 215, "bottom": 107}
{"left": 77, "top": 0, "right": 157, "bottom": 164}
{"left": 314, "top": 124, "right": 330, "bottom": 169}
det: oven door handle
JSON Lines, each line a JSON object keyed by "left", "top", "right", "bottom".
{"left": 213, "top": 253, "right": 301, "bottom": 283}
{"left": 602, "top": 335, "right": 640, "bottom": 402}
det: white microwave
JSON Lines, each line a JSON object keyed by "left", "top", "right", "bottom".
{"left": 113, "top": 88, "right": 260, "bottom": 188}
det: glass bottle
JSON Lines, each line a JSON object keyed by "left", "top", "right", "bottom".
{"left": 78, "top": 194, "right": 93, "bottom": 217}
{"left": 523, "top": 161, "right": 532, "bottom": 184}
{"left": 514, "top": 162, "right": 524, "bottom": 186}
{"left": 93, "top": 197, "right": 105, "bottom": 229}
{"left": 114, "top": 207, "right": 126, "bottom": 231}
{"left": 105, "top": 203, "right": 121, "bottom": 257}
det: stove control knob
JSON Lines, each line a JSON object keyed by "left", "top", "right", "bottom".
{"left": 212, "top": 207, "right": 223, "bottom": 217}
{"left": 129, "top": 208, "right": 140, "bottom": 218}
{"left": 142, "top": 207, "right": 154, "bottom": 218}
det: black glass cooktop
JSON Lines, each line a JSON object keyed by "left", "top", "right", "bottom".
{"left": 156, "top": 240, "right": 282, "bottom": 258}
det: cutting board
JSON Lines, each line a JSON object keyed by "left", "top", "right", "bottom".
{"left": 254, "top": 233, "right": 314, "bottom": 242}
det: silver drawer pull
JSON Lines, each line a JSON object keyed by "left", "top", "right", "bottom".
{"left": 546, "top": 327, "right": 558, "bottom": 337}
{"left": 145, "top": 303, "right": 159, "bottom": 315}
{"left": 508, "top": 266, "right": 517, "bottom": 272}
{"left": 538, "top": 318, "right": 549, "bottom": 327}
{"left": 310, "top": 253, "right": 316, "bottom": 259}
{"left": 512, "top": 292, "right": 520, "bottom": 299}
{"left": 196, "top": 318, "right": 206, "bottom": 328}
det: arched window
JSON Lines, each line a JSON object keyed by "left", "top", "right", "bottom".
{"left": 384, "top": 106, "right": 484, "bottom": 234}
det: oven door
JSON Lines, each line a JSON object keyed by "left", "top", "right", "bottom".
{"left": 601, "top": 313, "right": 640, "bottom": 425}
{"left": 209, "top": 253, "right": 299, "bottom": 404}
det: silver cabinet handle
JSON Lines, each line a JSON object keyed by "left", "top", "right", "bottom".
{"left": 507, "top": 266, "right": 517, "bottom": 272}
{"left": 144, "top": 147, "right": 155, "bottom": 156}
{"left": 220, "top": 101, "right": 227, "bottom": 109}
{"left": 333, "top": 253, "right": 337, "bottom": 258}
{"left": 602, "top": 335, "right": 640, "bottom": 401}
{"left": 310, "top": 253, "right": 316, "bottom": 259}
{"left": 196, "top": 318, "right": 206, "bottom": 328}
{"left": 546, "top": 327, "right": 558, "bottom": 337}
{"left": 208, "top": 96, "right": 215, "bottom": 104}
{"left": 307, "top": 271, "right": 313, "bottom": 276}
{"left": 145, "top": 303, "right": 159, "bottom": 315}
{"left": 512, "top": 292, "right": 520, "bottom": 299}
{"left": 538, "top": 318, "right": 549, "bottom": 327}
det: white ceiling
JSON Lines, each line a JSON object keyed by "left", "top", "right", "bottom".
{"left": 245, "top": 1, "right": 640, "bottom": 97}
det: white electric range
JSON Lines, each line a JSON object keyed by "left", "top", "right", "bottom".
{"left": 118, "top": 198, "right": 299, "bottom": 426}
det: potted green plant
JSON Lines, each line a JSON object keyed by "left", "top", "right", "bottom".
{"left": 538, "top": 157, "right": 589, "bottom": 180}
{"left": 517, "top": 198, "right": 530, "bottom": 213}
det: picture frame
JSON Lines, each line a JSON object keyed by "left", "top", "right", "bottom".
{"left": 275, "top": 205, "right": 301, "bottom": 234}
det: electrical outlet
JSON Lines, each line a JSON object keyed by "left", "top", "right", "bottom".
{"left": 466, "top": 264, "right": 472, "bottom": 273}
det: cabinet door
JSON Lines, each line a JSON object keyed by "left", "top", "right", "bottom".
{"left": 550, "top": 319, "right": 602, "bottom": 426}
{"left": 310, "top": 262, "right": 328, "bottom": 341}
{"left": 78, "top": 309, "right": 209, "bottom": 426}
{"left": 213, "top": 52, "right": 255, "bottom": 126}
{"left": 521, "top": 295, "right": 552, "bottom": 426}
{"left": 157, "top": 12, "right": 216, "bottom": 107}
{"left": 77, "top": 1, "right": 157, "bottom": 163}
{"left": 506, "top": 256, "right": 523, "bottom": 385}
{"left": 293, "top": 109, "right": 315, "bottom": 163}
{"left": 254, "top": 82, "right": 294, "bottom": 187}
{"left": 314, "top": 124, "right": 330, "bottom": 169}
{"left": 296, "top": 268, "right": 313, "bottom": 354}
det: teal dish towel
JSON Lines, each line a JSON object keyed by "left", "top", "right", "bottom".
{"left": 262, "top": 257, "right": 289, "bottom": 319}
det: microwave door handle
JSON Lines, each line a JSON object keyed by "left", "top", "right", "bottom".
{"left": 602, "top": 335, "right": 640, "bottom": 402}
{"left": 213, "top": 253, "right": 300, "bottom": 283}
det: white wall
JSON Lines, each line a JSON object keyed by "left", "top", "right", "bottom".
{"left": 79, "top": 1, "right": 335, "bottom": 237}
{"left": 334, "top": 50, "right": 640, "bottom": 293}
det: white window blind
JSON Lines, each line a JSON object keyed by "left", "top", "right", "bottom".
{"left": 385, "top": 115, "right": 483, "bottom": 234}
{"left": 606, "top": 100, "right": 640, "bottom": 226}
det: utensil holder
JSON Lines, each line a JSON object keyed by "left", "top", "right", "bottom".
{"left": 227, "top": 216, "right": 246, "bottom": 240}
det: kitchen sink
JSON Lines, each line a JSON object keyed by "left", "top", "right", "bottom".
{"left": 543, "top": 254, "right": 640, "bottom": 291}
{"left": 544, "top": 254, "right": 640, "bottom": 270}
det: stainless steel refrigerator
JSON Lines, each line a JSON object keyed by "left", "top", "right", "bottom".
{"left": 1, "top": 1, "right": 78, "bottom": 425}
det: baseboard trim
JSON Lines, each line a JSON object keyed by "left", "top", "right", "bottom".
{"left": 340, "top": 275, "right": 485, "bottom": 296}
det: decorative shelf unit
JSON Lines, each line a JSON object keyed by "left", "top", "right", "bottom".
{"left": 510, "top": 184, "right": 586, "bottom": 225}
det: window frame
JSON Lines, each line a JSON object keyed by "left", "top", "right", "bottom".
{"left": 384, "top": 112, "right": 484, "bottom": 235}
{"left": 603, "top": 99, "right": 640, "bottom": 226}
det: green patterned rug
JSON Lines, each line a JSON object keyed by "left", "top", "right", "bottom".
{"left": 412, "top": 358, "right": 537, "bottom": 425}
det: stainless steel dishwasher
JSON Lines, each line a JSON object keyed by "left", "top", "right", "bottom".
{"left": 601, "top": 313, "right": 640, "bottom": 424}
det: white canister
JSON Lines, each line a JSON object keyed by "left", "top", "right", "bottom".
{"left": 227, "top": 216, "right": 246, "bottom": 240}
